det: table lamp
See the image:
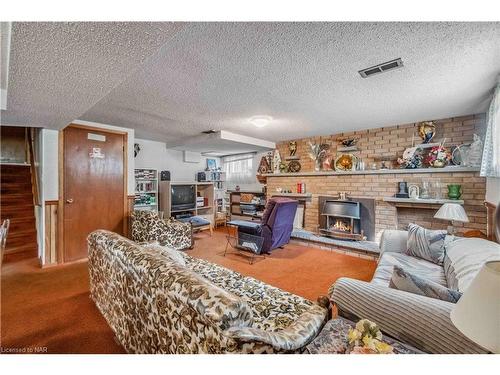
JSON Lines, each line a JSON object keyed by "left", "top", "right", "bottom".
{"left": 450, "top": 261, "right": 500, "bottom": 353}
{"left": 434, "top": 203, "right": 469, "bottom": 235}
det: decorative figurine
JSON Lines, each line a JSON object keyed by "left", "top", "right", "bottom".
{"left": 340, "top": 138, "right": 358, "bottom": 147}
{"left": 266, "top": 151, "right": 273, "bottom": 169}
{"left": 418, "top": 121, "right": 436, "bottom": 144}
{"left": 398, "top": 146, "right": 423, "bottom": 169}
{"left": 257, "top": 156, "right": 271, "bottom": 174}
{"left": 272, "top": 149, "right": 282, "bottom": 174}
{"left": 334, "top": 154, "right": 357, "bottom": 171}
{"left": 408, "top": 184, "right": 420, "bottom": 199}
{"left": 395, "top": 182, "right": 409, "bottom": 198}
{"left": 133, "top": 143, "right": 141, "bottom": 158}
{"left": 289, "top": 141, "right": 297, "bottom": 156}
{"left": 307, "top": 142, "right": 328, "bottom": 172}
{"left": 288, "top": 160, "right": 301, "bottom": 173}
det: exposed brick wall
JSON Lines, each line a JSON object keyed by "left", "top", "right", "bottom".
{"left": 268, "top": 114, "right": 487, "bottom": 240}
{"left": 276, "top": 113, "right": 487, "bottom": 171}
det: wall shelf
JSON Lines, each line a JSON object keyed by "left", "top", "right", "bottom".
{"left": 263, "top": 166, "right": 480, "bottom": 177}
{"left": 383, "top": 197, "right": 464, "bottom": 206}
{"left": 271, "top": 193, "right": 312, "bottom": 199}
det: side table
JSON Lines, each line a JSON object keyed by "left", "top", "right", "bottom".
{"left": 225, "top": 220, "right": 265, "bottom": 264}
{"left": 304, "top": 317, "right": 423, "bottom": 354}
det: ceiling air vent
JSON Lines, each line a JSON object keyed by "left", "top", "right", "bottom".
{"left": 201, "top": 129, "right": 217, "bottom": 134}
{"left": 359, "top": 58, "right": 404, "bottom": 78}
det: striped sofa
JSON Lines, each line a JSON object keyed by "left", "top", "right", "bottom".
{"left": 330, "top": 230, "right": 500, "bottom": 354}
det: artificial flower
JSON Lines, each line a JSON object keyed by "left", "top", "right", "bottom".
{"left": 374, "top": 341, "right": 394, "bottom": 354}
{"left": 348, "top": 328, "right": 362, "bottom": 344}
{"left": 362, "top": 335, "right": 377, "bottom": 350}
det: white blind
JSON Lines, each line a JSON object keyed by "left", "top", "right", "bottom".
{"left": 222, "top": 153, "right": 255, "bottom": 184}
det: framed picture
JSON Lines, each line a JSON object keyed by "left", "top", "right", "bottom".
{"left": 206, "top": 158, "right": 217, "bottom": 170}
{"left": 408, "top": 184, "right": 420, "bottom": 199}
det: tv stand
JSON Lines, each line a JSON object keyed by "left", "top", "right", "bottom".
{"left": 159, "top": 181, "right": 215, "bottom": 226}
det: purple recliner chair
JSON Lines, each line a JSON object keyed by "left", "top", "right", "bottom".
{"left": 237, "top": 197, "right": 298, "bottom": 253}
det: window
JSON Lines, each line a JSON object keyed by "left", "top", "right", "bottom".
{"left": 222, "top": 153, "right": 255, "bottom": 185}
{"left": 481, "top": 82, "right": 500, "bottom": 177}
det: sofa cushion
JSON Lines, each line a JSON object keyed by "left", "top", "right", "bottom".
{"left": 143, "top": 242, "right": 186, "bottom": 266}
{"left": 389, "top": 266, "right": 462, "bottom": 303}
{"left": 178, "top": 215, "right": 210, "bottom": 228}
{"left": 443, "top": 237, "right": 500, "bottom": 292}
{"left": 372, "top": 252, "right": 447, "bottom": 287}
{"left": 183, "top": 255, "right": 316, "bottom": 332}
{"left": 406, "top": 223, "right": 447, "bottom": 265}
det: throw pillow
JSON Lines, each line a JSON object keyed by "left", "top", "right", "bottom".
{"left": 143, "top": 243, "right": 186, "bottom": 266}
{"left": 389, "top": 265, "right": 462, "bottom": 303}
{"left": 406, "top": 223, "right": 447, "bottom": 265}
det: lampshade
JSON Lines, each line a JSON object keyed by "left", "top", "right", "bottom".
{"left": 434, "top": 203, "right": 469, "bottom": 222}
{"left": 450, "top": 261, "right": 500, "bottom": 353}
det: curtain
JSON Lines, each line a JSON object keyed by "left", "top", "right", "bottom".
{"left": 222, "top": 153, "right": 255, "bottom": 185}
{"left": 481, "top": 82, "right": 500, "bottom": 177}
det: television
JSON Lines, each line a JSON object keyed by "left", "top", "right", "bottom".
{"left": 171, "top": 185, "right": 196, "bottom": 211}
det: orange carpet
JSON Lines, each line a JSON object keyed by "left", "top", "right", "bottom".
{"left": 1, "top": 229, "right": 376, "bottom": 353}
{"left": 188, "top": 228, "right": 376, "bottom": 301}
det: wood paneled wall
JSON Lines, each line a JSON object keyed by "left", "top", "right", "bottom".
{"left": 485, "top": 201, "right": 498, "bottom": 242}
{"left": 44, "top": 200, "right": 58, "bottom": 266}
{"left": 126, "top": 195, "right": 135, "bottom": 238}
{"left": 43, "top": 196, "right": 135, "bottom": 266}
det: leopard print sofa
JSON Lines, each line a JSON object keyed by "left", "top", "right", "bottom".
{"left": 131, "top": 210, "right": 193, "bottom": 250}
{"left": 88, "top": 230, "right": 327, "bottom": 354}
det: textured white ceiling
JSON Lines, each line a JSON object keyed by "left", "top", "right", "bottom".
{"left": 2, "top": 22, "right": 500, "bottom": 144}
{"left": 1, "top": 22, "right": 182, "bottom": 128}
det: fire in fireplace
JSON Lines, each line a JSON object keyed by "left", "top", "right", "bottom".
{"left": 331, "top": 218, "right": 352, "bottom": 233}
{"left": 320, "top": 200, "right": 365, "bottom": 241}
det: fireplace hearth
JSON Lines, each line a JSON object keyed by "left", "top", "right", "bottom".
{"left": 320, "top": 200, "right": 364, "bottom": 241}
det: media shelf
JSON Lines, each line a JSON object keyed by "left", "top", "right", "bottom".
{"left": 159, "top": 181, "right": 215, "bottom": 224}
{"left": 134, "top": 168, "right": 158, "bottom": 211}
{"left": 229, "top": 191, "right": 266, "bottom": 221}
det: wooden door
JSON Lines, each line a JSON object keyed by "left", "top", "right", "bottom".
{"left": 63, "top": 126, "right": 126, "bottom": 262}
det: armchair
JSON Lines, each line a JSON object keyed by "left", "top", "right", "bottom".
{"left": 235, "top": 197, "right": 298, "bottom": 253}
{"left": 131, "top": 210, "right": 193, "bottom": 250}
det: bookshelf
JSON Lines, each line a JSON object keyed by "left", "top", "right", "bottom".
{"left": 134, "top": 168, "right": 158, "bottom": 211}
{"left": 197, "top": 170, "right": 226, "bottom": 213}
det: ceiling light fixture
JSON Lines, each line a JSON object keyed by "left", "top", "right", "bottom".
{"left": 249, "top": 115, "right": 272, "bottom": 128}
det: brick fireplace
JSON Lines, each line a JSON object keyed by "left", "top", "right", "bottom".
{"left": 265, "top": 114, "right": 488, "bottom": 241}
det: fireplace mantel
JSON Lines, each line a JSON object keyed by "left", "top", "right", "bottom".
{"left": 263, "top": 166, "right": 479, "bottom": 178}
{"left": 271, "top": 193, "right": 312, "bottom": 199}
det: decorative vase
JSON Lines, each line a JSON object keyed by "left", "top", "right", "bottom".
{"left": 431, "top": 159, "right": 446, "bottom": 168}
{"left": 314, "top": 159, "right": 321, "bottom": 172}
{"left": 447, "top": 184, "right": 462, "bottom": 200}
